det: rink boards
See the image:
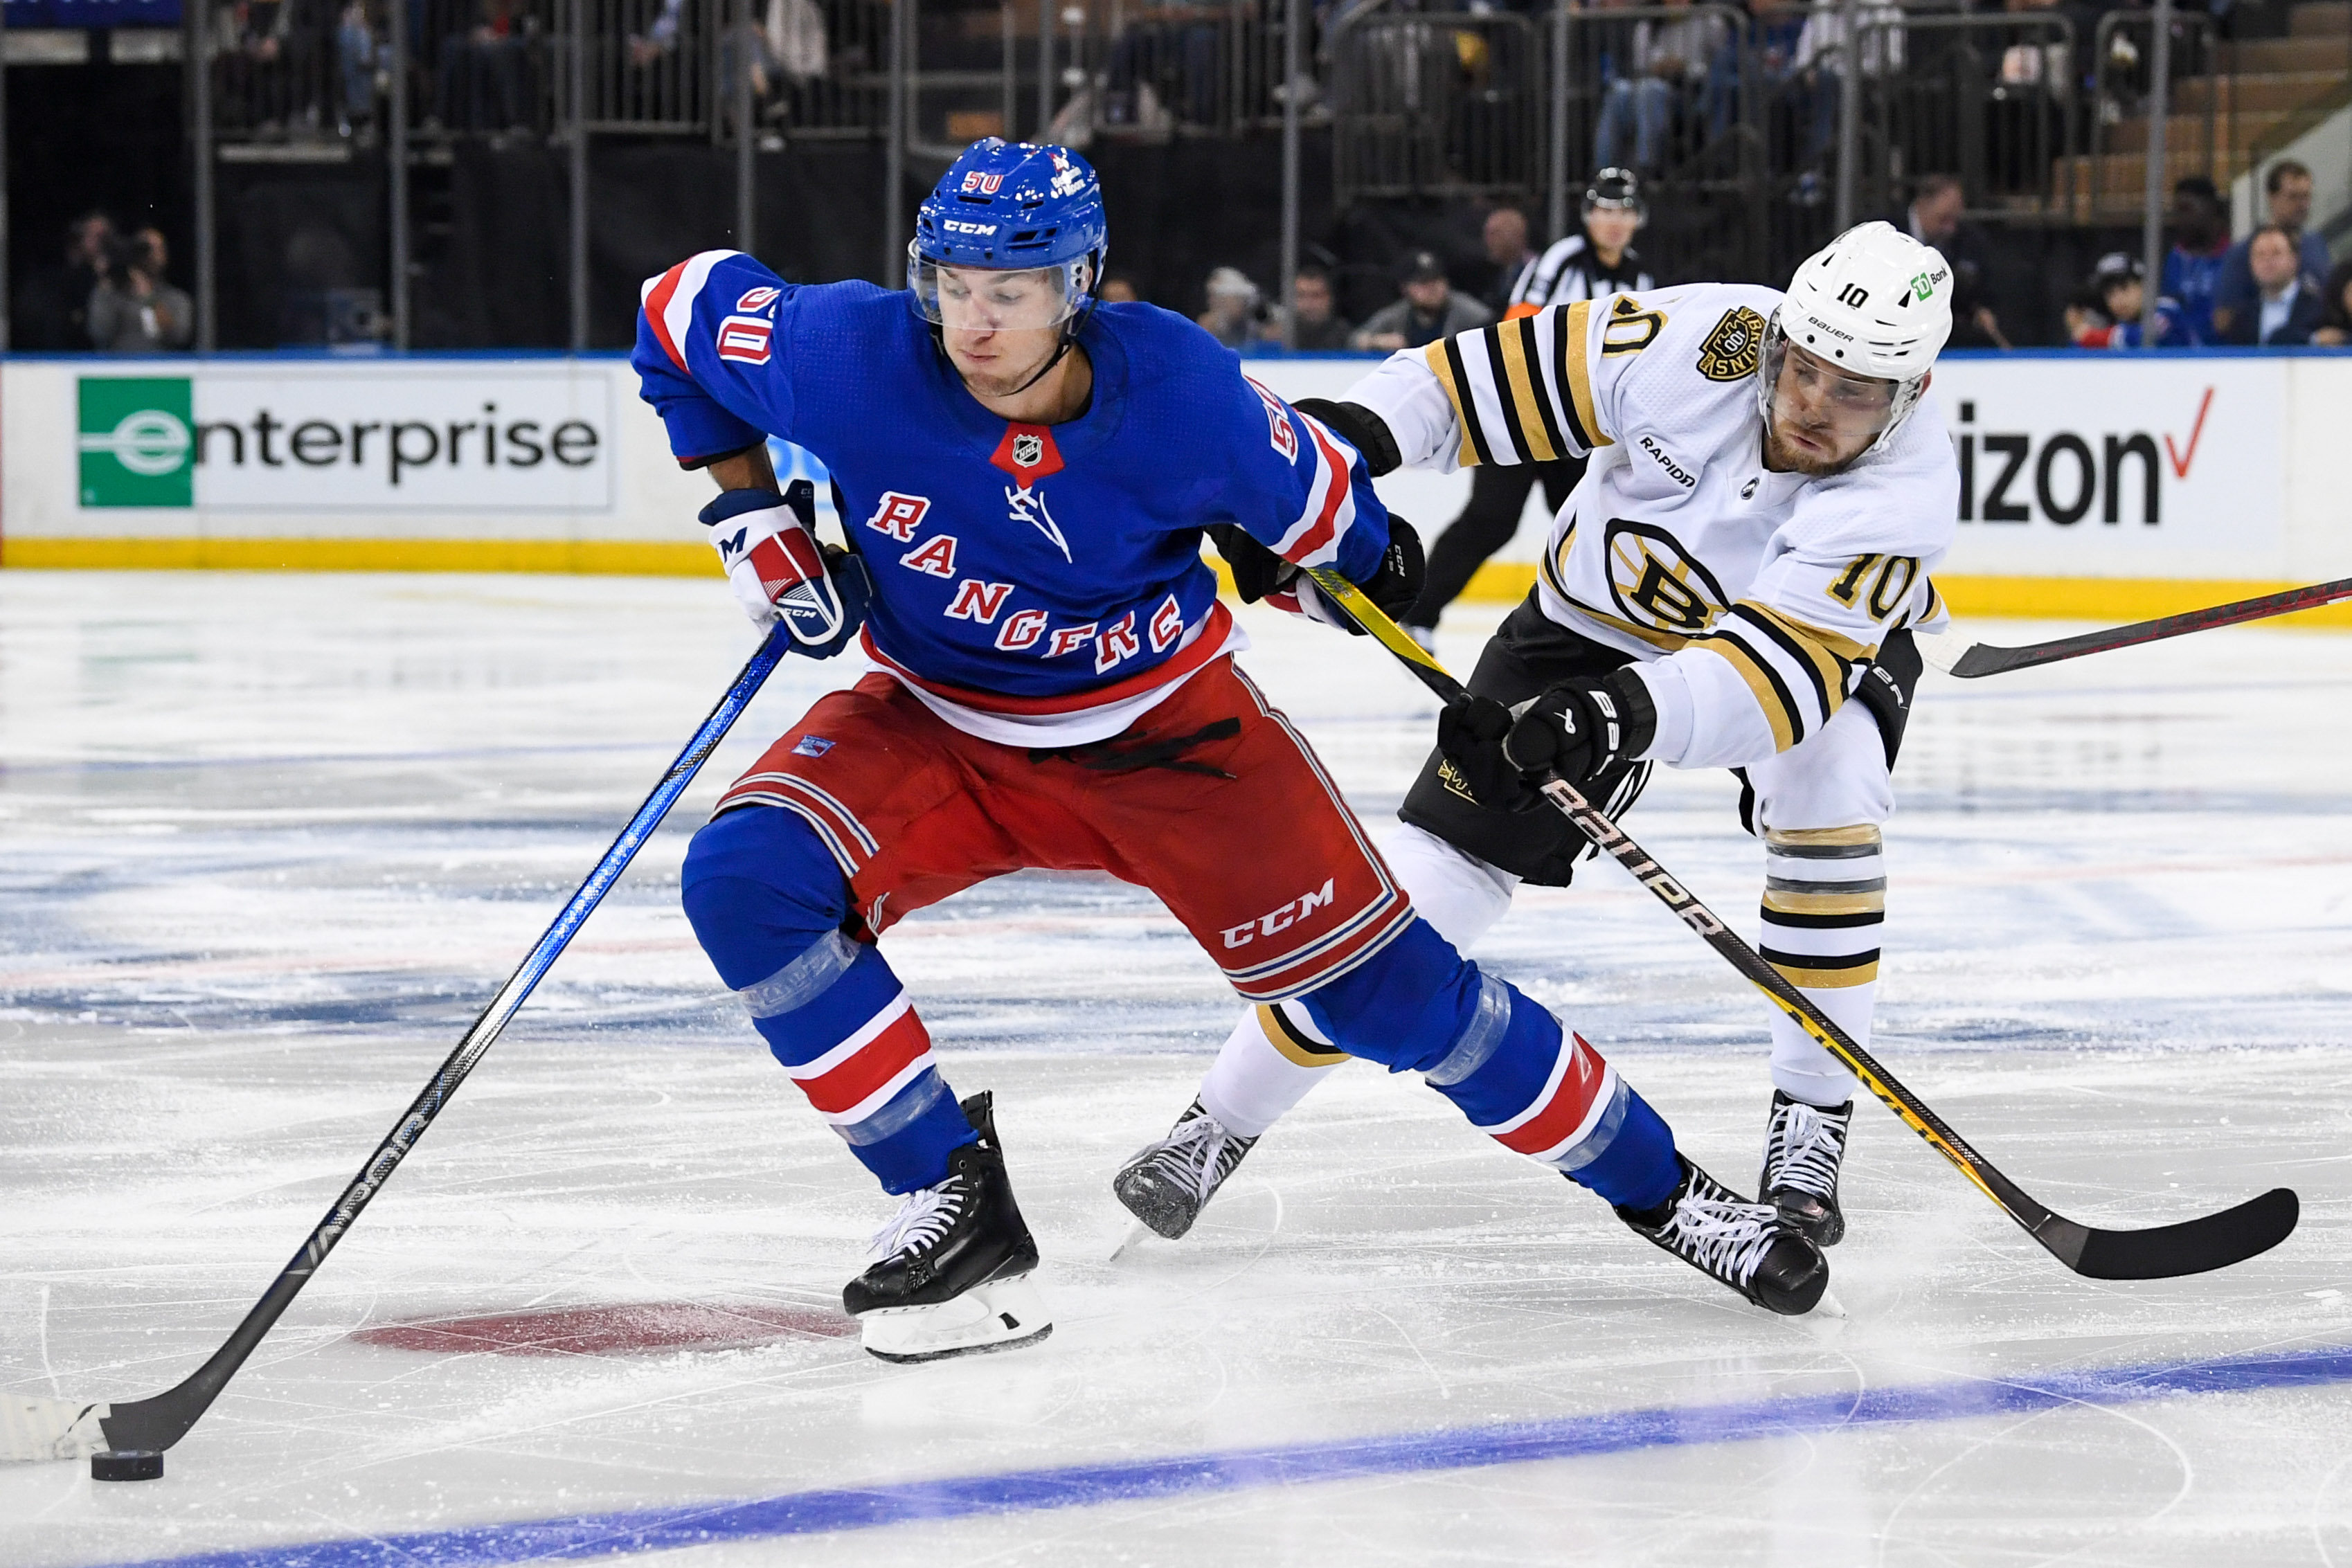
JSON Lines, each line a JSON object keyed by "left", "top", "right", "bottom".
{"left": 3, "top": 348, "right": 2349, "bottom": 622}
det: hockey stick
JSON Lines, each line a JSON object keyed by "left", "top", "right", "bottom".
{"left": 1304, "top": 567, "right": 2297, "bottom": 1283}
{"left": 1919, "top": 575, "right": 2352, "bottom": 679}
{"left": 1, "top": 625, "right": 793, "bottom": 1465}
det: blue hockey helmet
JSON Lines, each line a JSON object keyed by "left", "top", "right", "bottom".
{"left": 909, "top": 139, "right": 1108, "bottom": 340}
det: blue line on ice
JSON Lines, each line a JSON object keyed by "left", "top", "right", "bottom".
{"left": 117, "top": 1342, "right": 2352, "bottom": 1567}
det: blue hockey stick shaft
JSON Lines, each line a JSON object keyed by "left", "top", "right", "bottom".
{"left": 92, "top": 625, "right": 793, "bottom": 1455}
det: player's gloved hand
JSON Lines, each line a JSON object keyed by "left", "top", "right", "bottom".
{"left": 1291, "top": 397, "right": 1402, "bottom": 478}
{"left": 1211, "top": 515, "right": 1423, "bottom": 637}
{"left": 701, "top": 480, "right": 871, "bottom": 656}
{"left": 1285, "top": 514, "right": 1424, "bottom": 633}
{"left": 1437, "top": 669, "right": 1657, "bottom": 810}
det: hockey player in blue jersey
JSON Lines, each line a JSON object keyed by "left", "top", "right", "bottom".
{"left": 635, "top": 138, "right": 1828, "bottom": 1362}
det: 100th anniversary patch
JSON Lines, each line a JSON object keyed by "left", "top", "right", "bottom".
{"left": 1696, "top": 305, "right": 1766, "bottom": 381}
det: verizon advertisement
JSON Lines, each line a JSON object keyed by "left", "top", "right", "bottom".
{"left": 1925, "top": 358, "right": 2288, "bottom": 579}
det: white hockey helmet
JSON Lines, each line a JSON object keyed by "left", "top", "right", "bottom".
{"left": 1760, "top": 221, "right": 1955, "bottom": 457}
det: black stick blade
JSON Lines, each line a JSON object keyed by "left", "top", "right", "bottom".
{"left": 2057, "top": 1188, "right": 2299, "bottom": 1281}
{"left": 1946, "top": 643, "right": 2014, "bottom": 679}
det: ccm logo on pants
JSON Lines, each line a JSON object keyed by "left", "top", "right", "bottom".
{"left": 1223, "top": 880, "right": 1336, "bottom": 948}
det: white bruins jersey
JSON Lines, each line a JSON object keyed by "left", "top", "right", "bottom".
{"left": 1349, "top": 280, "right": 1959, "bottom": 771}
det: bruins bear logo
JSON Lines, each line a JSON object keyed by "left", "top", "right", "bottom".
{"left": 1696, "top": 305, "right": 1766, "bottom": 382}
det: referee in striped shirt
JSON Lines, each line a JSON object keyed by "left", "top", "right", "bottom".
{"left": 1405, "top": 170, "right": 1655, "bottom": 640}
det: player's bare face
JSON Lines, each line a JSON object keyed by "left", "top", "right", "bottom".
{"left": 937, "top": 267, "right": 1068, "bottom": 397}
{"left": 1765, "top": 344, "right": 1898, "bottom": 475}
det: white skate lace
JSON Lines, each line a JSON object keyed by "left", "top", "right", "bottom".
{"left": 868, "top": 1175, "right": 968, "bottom": 1260}
{"left": 1661, "top": 1191, "right": 1784, "bottom": 1288}
{"left": 1763, "top": 1101, "right": 1847, "bottom": 1202}
{"left": 1143, "top": 1108, "right": 1249, "bottom": 1203}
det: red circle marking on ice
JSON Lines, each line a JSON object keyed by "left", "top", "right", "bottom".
{"left": 350, "top": 1301, "right": 858, "bottom": 1357}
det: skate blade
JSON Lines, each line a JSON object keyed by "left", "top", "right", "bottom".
{"left": 1106, "top": 1218, "right": 1151, "bottom": 1263}
{"left": 859, "top": 1274, "right": 1053, "bottom": 1364}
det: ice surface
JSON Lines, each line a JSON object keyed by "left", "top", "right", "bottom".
{"left": 2, "top": 572, "right": 2350, "bottom": 1567}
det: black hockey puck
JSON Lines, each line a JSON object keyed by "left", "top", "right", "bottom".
{"left": 91, "top": 1449, "right": 164, "bottom": 1482}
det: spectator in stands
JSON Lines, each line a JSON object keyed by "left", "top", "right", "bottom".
{"left": 1789, "top": 0, "right": 1903, "bottom": 175}
{"left": 2067, "top": 252, "right": 2182, "bottom": 349}
{"left": 1352, "top": 251, "right": 1491, "bottom": 350}
{"left": 1594, "top": 0, "right": 1728, "bottom": 174}
{"left": 2161, "top": 176, "right": 2230, "bottom": 344}
{"left": 338, "top": 0, "right": 379, "bottom": 136}
{"left": 2211, "top": 160, "right": 2332, "bottom": 341}
{"left": 219, "top": 0, "right": 341, "bottom": 136}
{"left": 1196, "top": 267, "right": 1262, "bottom": 349}
{"left": 2313, "top": 261, "right": 2352, "bottom": 348}
{"left": 1262, "top": 264, "right": 1355, "bottom": 351}
{"left": 1481, "top": 207, "right": 1534, "bottom": 314}
{"left": 435, "top": 0, "right": 529, "bottom": 132}
{"left": 87, "top": 228, "right": 195, "bottom": 353}
{"left": 2219, "top": 226, "right": 2324, "bottom": 347}
{"left": 1099, "top": 274, "right": 1142, "bottom": 305}
{"left": 13, "top": 212, "right": 117, "bottom": 352}
{"left": 1894, "top": 174, "right": 2007, "bottom": 348}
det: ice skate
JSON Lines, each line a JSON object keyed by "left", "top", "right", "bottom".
{"left": 845, "top": 1092, "right": 1050, "bottom": 1363}
{"left": 1615, "top": 1157, "right": 1829, "bottom": 1315}
{"left": 1113, "top": 1097, "right": 1258, "bottom": 1239}
{"left": 1759, "top": 1090, "right": 1853, "bottom": 1246}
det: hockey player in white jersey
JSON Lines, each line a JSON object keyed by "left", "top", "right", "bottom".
{"left": 1406, "top": 169, "right": 1656, "bottom": 638}
{"left": 1120, "top": 222, "right": 1959, "bottom": 1256}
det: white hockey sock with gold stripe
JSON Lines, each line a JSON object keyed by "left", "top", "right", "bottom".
{"left": 1197, "top": 826, "right": 1519, "bottom": 1137}
{"left": 1759, "top": 825, "right": 1880, "bottom": 1106}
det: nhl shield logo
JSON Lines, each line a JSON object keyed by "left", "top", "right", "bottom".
{"left": 990, "top": 421, "right": 1065, "bottom": 483}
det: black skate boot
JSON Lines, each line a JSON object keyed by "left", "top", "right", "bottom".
{"left": 1615, "top": 1157, "right": 1829, "bottom": 1315}
{"left": 1759, "top": 1090, "right": 1853, "bottom": 1247}
{"left": 843, "top": 1092, "right": 1050, "bottom": 1363}
{"left": 1113, "top": 1097, "right": 1258, "bottom": 1239}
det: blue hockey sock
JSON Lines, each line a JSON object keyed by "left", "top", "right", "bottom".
{"left": 682, "top": 807, "right": 976, "bottom": 1193}
{"left": 1299, "top": 917, "right": 1682, "bottom": 1212}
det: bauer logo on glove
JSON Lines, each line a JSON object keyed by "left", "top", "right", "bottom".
{"left": 701, "top": 480, "right": 872, "bottom": 658}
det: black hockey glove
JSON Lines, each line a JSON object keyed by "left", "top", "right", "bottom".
{"left": 1205, "top": 515, "right": 1423, "bottom": 635}
{"left": 1436, "top": 669, "right": 1656, "bottom": 811}
{"left": 1291, "top": 397, "right": 1402, "bottom": 477}
{"left": 1360, "top": 513, "right": 1425, "bottom": 624}
{"left": 1205, "top": 522, "right": 1291, "bottom": 604}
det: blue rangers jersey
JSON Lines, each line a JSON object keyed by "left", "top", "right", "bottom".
{"left": 634, "top": 251, "right": 1390, "bottom": 746}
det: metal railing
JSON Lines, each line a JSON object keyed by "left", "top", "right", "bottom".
{"left": 2087, "top": 9, "right": 2217, "bottom": 219}
{"left": 21, "top": 0, "right": 2332, "bottom": 354}
{"left": 1857, "top": 11, "right": 2079, "bottom": 224}
{"left": 1328, "top": 10, "right": 1542, "bottom": 202}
